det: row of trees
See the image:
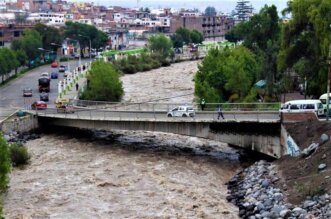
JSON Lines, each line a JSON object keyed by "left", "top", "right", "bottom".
{"left": 0, "top": 22, "right": 108, "bottom": 83}
{"left": 218, "top": 0, "right": 331, "bottom": 102}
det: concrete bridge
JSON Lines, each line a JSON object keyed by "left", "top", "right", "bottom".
{"left": 28, "top": 103, "right": 286, "bottom": 158}
{"left": 1, "top": 100, "right": 305, "bottom": 158}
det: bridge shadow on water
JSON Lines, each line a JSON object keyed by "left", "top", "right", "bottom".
{"left": 36, "top": 125, "right": 276, "bottom": 166}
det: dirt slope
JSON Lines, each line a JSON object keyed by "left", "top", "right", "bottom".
{"left": 276, "top": 121, "right": 331, "bottom": 204}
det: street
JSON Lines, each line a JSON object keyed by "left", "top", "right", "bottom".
{"left": 0, "top": 59, "right": 90, "bottom": 110}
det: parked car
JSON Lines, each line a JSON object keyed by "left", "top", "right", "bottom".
{"left": 31, "top": 101, "right": 47, "bottom": 110}
{"left": 51, "top": 61, "right": 59, "bottom": 68}
{"left": 40, "top": 92, "right": 49, "bottom": 101}
{"left": 167, "top": 105, "right": 195, "bottom": 117}
{"left": 22, "top": 87, "right": 33, "bottom": 97}
{"left": 72, "top": 53, "right": 80, "bottom": 59}
{"left": 51, "top": 72, "right": 58, "bottom": 79}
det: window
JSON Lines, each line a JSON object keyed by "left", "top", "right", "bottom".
{"left": 303, "top": 104, "right": 314, "bottom": 109}
{"left": 290, "top": 104, "right": 300, "bottom": 110}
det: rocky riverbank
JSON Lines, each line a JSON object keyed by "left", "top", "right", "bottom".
{"left": 227, "top": 160, "right": 331, "bottom": 218}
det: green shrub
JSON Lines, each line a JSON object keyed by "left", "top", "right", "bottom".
{"left": 0, "top": 133, "right": 10, "bottom": 193}
{"left": 9, "top": 143, "right": 30, "bottom": 166}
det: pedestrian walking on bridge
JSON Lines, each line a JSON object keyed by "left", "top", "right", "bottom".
{"left": 217, "top": 105, "right": 224, "bottom": 120}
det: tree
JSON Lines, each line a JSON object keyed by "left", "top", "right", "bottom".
{"left": 205, "top": 6, "right": 217, "bottom": 16}
{"left": 11, "top": 29, "right": 42, "bottom": 64}
{"left": 147, "top": 33, "right": 172, "bottom": 59}
{"left": 175, "top": 27, "right": 191, "bottom": 44}
{"left": 170, "top": 34, "right": 184, "bottom": 48}
{"left": 80, "top": 61, "right": 124, "bottom": 101}
{"left": 225, "top": 5, "right": 281, "bottom": 98}
{"left": 279, "top": 0, "right": 331, "bottom": 96}
{"left": 64, "top": 21, "right": 108, "bottom": 51}
{"left": 34, "top": 23, "right": 63, "bottom": 51}
{"left": 15, "top": 49, "right": 28, "bottom": 67}
{"left": 0, "top": 48, "right": 19, "bottom": 81}
{"left": 190, "top": 29, "right": 203, "bottom": 44}
{"left": 195, "top": 46, "right": 259, "bottom": 102}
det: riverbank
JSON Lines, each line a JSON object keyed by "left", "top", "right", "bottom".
{"left": 226, "top": 120, "right": 331, "bottom": 218}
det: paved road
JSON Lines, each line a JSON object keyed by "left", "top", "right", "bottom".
{"left": 0, "top": 59, "right": 90, "bottom": 110}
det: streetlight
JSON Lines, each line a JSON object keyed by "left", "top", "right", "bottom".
{"left": 66, "top": 38, "right": 81, "bottom": 67}
{"left": 78, "top": 34, "right": 92, "bottom": 59}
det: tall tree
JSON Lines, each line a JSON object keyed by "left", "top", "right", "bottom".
{"left": 11, "top": 29, "right": 42, "bottom": 64}
{"left": 279, "top": 0, "right": 331, "bottom": 96}
{"left": 34, "top": 23, "right": 63, "bottom": 51}
{"left": 147, "top": 33, "right": 172, "bottom": 59}
{"left": 64, "top": 21, "right": 108, "bottom": 51}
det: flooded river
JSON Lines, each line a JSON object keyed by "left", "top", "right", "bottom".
{"left": 4, "top": 61, "right": 243, "bottom": 218}
{"left": 4, "top": 130, "right": 241, "bottom": 218}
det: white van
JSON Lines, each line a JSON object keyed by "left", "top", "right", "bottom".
{"left": 280, "top": 100, "right": 324, "bottom": 117}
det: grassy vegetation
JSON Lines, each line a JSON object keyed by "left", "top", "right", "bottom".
{"left": 113, "top": 52, "right": 170, "bottom": 74}
{"left": 0, "top": 133, "right": 11, "bottom": 218}
{"left": 9, "top": 143, "right": 30, "bottom": 167}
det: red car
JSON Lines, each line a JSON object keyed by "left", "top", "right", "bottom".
{"left": 31, "top": 101, "right": 47, "bottom": 110}
{"left": 51, "top": 61, "right": 59, "bottom": 68}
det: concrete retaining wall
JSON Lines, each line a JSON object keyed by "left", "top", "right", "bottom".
{"left": 0, "top": 114, "right": 38, "bottom": 134}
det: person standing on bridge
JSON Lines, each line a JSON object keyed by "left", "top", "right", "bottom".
{"left": 75, "top": 83, "right": 79, "bottom": 91}
{"left": 200, "top": 98, "right": 206, "bottom": 111}
{"left": 217, "top": 105, "right": 224, "bottom": 120}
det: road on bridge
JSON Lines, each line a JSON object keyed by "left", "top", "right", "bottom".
{"left": 34, "top": 108, "right": 280, "bottom": 122}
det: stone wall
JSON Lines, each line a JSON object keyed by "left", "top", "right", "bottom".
{"left": 0, "top": 114, "right": 38, "bottom": 134}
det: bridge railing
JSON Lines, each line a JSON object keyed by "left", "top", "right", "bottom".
{"left": 70, "top": 99, "right": 281, "bottom": 112}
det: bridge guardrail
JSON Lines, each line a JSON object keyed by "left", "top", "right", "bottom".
{"left": 70, "top": 100, "right": 281, "bottom": 112}
{"left": 30, "top": 106, "right": 280, "bottom": 122}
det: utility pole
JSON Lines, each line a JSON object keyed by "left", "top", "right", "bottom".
{"left": 327, "top": 44, "right": 331, "bottom": 121}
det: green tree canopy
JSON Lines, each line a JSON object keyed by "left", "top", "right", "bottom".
{"left": 195, "top": 46, "right": 259, "bottom": 103}
{"left": 11, "top": 29, "right": 42, "bottom": 63}
{"left": 175, "top": 27, "right": 191, "bottom": 44}
{"left": 80, "top": 61, "right": 124, "bottom": 101}
{"left": 0, "top": 48, "right": 19, "bottom": 81}
{"left": 190, "top": 29, "right": 203, "bottom": 44}
{"left": 147, "top": 33, "right": 172, "bottom": 59}
{"left": 64, "top": 22, "right": 108, "bottom": 50}
{"left": 278, "top": 0, "right": 331, "bottom": 96}
{"left": 34, "top": 23, "right": 63, "bottom": 52}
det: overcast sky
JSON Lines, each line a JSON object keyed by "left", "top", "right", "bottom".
{"left": 88, "top": 0, "right": 288, "bottom": 13}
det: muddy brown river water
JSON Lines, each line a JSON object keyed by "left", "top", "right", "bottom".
{"left": 4, "top": 61, "right": 242, "bottom": 218}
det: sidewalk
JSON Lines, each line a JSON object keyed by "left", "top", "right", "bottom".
{"left": 58, "top": 63, "right": 91, "bottom": 101}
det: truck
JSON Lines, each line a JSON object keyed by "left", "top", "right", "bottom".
{"left": 55, "top": 98, "right": 74, "bottom": 113}
{"left": 38, "top": 77, "right": 50, "bottom": 92}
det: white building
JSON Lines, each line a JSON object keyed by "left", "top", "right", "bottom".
{"left": 27, "top": 12, "right": 72, "bottom": 26}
